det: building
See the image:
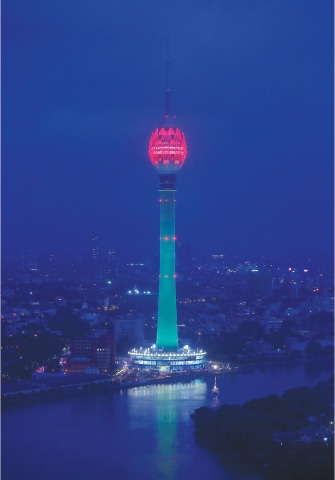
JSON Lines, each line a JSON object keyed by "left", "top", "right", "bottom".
{"left": 69, "top": 332, "right": 115, "bottom": 373}
{"left": 64, "top": 357, "right": 92, "bottom": 374}
{"left": 96, "top": 348, "right": 110, "bottom": 373}
{"left": 114, "top": 315, "right": 145, "bottom": 345}
{"left": 72, "top": 337, "right": 96, "bottom": 359}
{"left": 129, "top": 60, "right": 206, "bottom": 371}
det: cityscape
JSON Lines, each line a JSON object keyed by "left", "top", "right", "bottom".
{"left": 2, "top": 245, "right": 333, "bottom": 380}
{"left": 2, "top": 1, "right": 333, "bottom": 480}
{"left": 2, "top": 245, "right": 334, "bottom": 478}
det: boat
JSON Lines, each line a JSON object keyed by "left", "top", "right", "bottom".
{"left": 212, "top": 376, "right": 219, "bottom": 397}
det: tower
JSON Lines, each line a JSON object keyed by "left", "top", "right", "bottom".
{"left": 148, "top": 83, "right": 187, "bottom": 349}
{"left": 128, "top": 45, "right": 205, "bottom": 371}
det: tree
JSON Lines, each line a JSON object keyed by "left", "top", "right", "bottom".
{"left": 49, "top": 306, "right": 87, "bottom": 339}
{"left": 238, "top": 320, "right": 264, "bottom": 338}
{"left": 305, "top": 340, "right": 323, "bottom": 358}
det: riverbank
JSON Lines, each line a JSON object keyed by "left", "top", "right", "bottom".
{"left": 191, "top": 375, "right": 334, "bottom": 480}
{"left": 1, "top": 370, "right": 221, "bottom": 409}
{"left": 2, "top": 358, "right": 333, "bottom": 410}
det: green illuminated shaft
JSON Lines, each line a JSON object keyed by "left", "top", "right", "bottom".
{"left": 156, "top": 177, "right": 178, "bottom": 349}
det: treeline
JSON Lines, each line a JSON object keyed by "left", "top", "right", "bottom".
{"left": 192, "top": 377, "right": 334, "bottom": 480}
{"left": 2, "top": 306, "right": 89, "bottom": 380}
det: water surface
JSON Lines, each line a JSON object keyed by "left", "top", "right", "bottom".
{"left": 2, "top": 363, "right": 332, "bottom": 480}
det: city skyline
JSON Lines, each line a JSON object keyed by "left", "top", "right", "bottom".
{"left": 2, "top": 1, "right": 333, "bottom": 263}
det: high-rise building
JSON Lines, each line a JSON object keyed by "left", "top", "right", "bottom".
{"left": 90, "top": 234, "right": 106, "bottom": 284}
{"left": 129, "top": 53, "right": 205, "bottom": 371}
{"left": 17, "top": 248, "right": 38, "bottom": 273}
{"left": 91, "top": 234, "right": 99, "bottom": 259}
{"left": 177, "top": 242, "right": 193, "bottom": 276}
{"left": 106, "top": 248, "right": 117, "bottom": 283}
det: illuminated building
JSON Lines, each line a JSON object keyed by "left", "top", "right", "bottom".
{"left": 68, "top": 333, "right": 115, "bottom": 374}
{"left": 64, "top": 357, "right": 92, "bottom": 374}
{"left": 129, "top": 53, "right": 206, "bottom": 371}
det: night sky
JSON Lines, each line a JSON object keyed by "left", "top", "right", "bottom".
{"left": 2, "top": 1, "right": 333, "bottom": 263}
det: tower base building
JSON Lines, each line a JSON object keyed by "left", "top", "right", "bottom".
{"left": 129, "top": 345, "right": 206, "bottom": 372}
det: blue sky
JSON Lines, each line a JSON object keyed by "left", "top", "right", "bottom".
{"left": 2, "top": 0, "right": 333, "bottom": 262}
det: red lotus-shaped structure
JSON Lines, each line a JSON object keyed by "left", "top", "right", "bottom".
{"left": 149, "top": 126, "right": 187, "bottom": 172}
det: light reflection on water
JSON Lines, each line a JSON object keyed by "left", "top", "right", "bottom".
{"left": 126, "top": 380, "right": 224, "bottom": 480}
{"left": 2, "top": 364, "right": 332, "bottom": 480}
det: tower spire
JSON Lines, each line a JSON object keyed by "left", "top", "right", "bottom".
{"left": 165, "top": 36, "right": 171, "bottom": 118}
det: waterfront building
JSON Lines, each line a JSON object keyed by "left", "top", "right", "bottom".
{"left": 69, "top": 333, "right": 115, "bottom": 373}
{"left": 64, "top": 357, "right": 92, "bottom": 374}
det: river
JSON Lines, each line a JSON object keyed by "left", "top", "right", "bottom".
{"left": 1, "top": 363, "right": 333, "bottom": 480}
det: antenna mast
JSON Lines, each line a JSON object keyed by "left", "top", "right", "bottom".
{"left": 165, "top": 37, "right": 171, "bottom": 118}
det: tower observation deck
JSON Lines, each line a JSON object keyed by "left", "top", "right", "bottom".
{"left": 129, "top": 49, "right": 206, "bottom": 371}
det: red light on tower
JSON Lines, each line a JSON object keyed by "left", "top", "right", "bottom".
{"left": 148, "top": 40, "right": 187, "bottom": 174}
{"left": 149, "top": 126, "right": 187, "bottom": 172}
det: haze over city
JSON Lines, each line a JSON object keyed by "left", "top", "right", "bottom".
{"left": 2, "top": 0, "right": 333, "bottom": 263}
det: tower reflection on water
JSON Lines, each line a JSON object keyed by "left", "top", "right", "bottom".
{"left": 128, "top": 381, "right": 208, "bottom": 477}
